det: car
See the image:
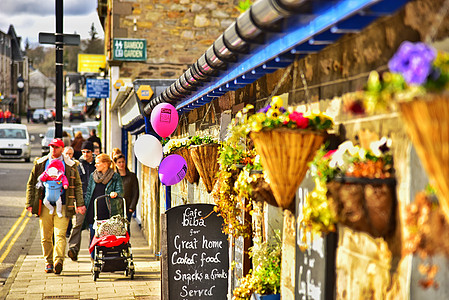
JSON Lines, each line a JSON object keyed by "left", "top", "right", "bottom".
{"left": 32, "top": 109, "right": 53, "bottom": 124}
{"left": 0, "top": 124, "right": 33, "bottom": 162}
{"left": 81, "top": 121, "right": 100, "bottom": 133}
{"left": 71, "top": 125, "right": 90, "bottom": 140}
{"left": 40, "top": 126, "right": 73, "bottom": 156}
{"left": 69, "top": 108, "right": 86, "bottom": 122}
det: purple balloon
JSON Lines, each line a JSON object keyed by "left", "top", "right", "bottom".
{"left": 158, "top": 154, "right": 187, "bottom": 186}
{"left": 150, "top": 103, "right": 179, "bottom": 138}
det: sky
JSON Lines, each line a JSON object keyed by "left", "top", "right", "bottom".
{"left": 0, "top": 0, "right": 104, "bottom": 48}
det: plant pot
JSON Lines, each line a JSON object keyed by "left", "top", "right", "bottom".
{"left": 250, "top": 128, "right": 325, "bottom": 209}
{"left": 249, "top": 173, "right": 278, "bottom": 207}
{"left": 190, "top": 144, "right": 220, "bottom": 193}
{"left": 399, "top": 95, "right": 449, "bottom": 223}
{"left": 252, "top": 293, "right": 281, "bottom": 300}
{"left": 174, "top": 147, "right": 200, "bottom": 184}
{"left": 326, "top": 176, "right": 396, "bottom": 238}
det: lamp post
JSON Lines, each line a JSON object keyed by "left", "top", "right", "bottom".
{"left": 17, "top": 75, "right": 24, "bottom": 118}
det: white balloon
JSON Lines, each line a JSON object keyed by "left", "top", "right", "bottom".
{"left": 133, "top": 134, "right": 163, "bottom": 168}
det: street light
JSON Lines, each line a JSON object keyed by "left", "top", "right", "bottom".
{"left": 17, "top": 75, "right": 24, "bottom": 117}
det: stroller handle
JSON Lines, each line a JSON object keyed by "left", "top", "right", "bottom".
{"left": 94, "top": 194, "right": 125, "bottom": 202}
{"left": 93, "top": 194, "right": 127, "bottom": 223}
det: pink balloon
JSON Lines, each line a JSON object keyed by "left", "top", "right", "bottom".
{"left": 159, "top": 154, "right": 187, "bottom": 186}
{"left": 150, "top": 103, "right": 179, "bottom": 138}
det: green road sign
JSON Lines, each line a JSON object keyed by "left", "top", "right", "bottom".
{"left": 113, "top": 38, "right": 147, "bottom": 61}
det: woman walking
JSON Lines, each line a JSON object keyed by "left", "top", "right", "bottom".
{"left": 71, "top": 131, "right": 85, "bottom": 160}
{"left": 82, "top": 153, "right": 123, "bottom": 259}
{"left": 114, "top": 154, "right": 139, "bottom": 234}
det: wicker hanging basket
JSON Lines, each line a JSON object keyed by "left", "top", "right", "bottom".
{"left": 250, "top": 128, "right": 325, "bottom": 209}
{"left": 190, "top": 144, "right": 220, "bottom": 193}
{"left": 326, "top": 176, "right": 396, "bottom": 238}
{"left": 399, "top": 95, "right": 449, "bottom": 223}
{"left": 249, "top": 173, "right": 278, "bottom": 207}
{"left": 174, "top": 147, "right": 200, "bottom": 184}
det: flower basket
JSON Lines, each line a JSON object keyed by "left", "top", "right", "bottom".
{"left": 250, "top": 128, "right": 325, "bottom": 209}
{"left": 252, "top": 293, "right": 280, "bottom": 300}
{"left": 249, "top": 173, "right": 278, "bottom": 208}
{"left": 326, "top": 176, "right": 396, "bottom": 238}
{"left": 398, "top": 94, "right": 449, "bottom": 223}
{"left": 190, "top": 143, "right": 220, "bottom": 193}
{"left": 174, "top": 147, "right": 199, "bottom": 184}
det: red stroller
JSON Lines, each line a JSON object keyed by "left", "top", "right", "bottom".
{"left": 89, "top": 195, "right": 135, "bottom": 281}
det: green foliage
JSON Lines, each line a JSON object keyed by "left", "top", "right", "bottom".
{"left": 233, "top": 232, "right": 282, "bottom": 299}
{"left": 236, "top": 0, "right": 252, "bottom": 13}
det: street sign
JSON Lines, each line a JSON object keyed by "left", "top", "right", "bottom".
{"left": 86, "top": 79, "right": 110, "bottom": 98}
{"left": 114, "top": 79, "right": 125, "bottom": 90}
{"left": 78, "top": 54, "right": 106, "bottom": 73}
{"left": 39, "top": 32, "right": 80, "bottom": 46}
{"left": 113, "top": 38, "right": 147, "bottom": 61}
{"left": 136, "top": 85, "right": 153, "bottom": 100}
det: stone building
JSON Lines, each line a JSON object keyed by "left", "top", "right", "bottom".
{"left": 0, "top": 25, "right": 29, "bottom": 116}
{"left": 97, "top": 0, "right": 449, "bottom": 298}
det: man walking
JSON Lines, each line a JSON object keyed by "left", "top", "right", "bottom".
{"left": 26, "top": 138, "right": 86, "bottom": 274}
{"left": 87, "top": 129, "right": 101, "bottom": 152}
{"left": 67, "top": 141, "right": 96, "bottom": 261}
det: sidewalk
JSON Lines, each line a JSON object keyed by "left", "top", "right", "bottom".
{"left": 2, "top": 218, "right": 161, "bottom": 300}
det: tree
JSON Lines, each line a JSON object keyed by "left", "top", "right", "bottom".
{"left": 89, "top": 23, "right": 98, "bottom": 41}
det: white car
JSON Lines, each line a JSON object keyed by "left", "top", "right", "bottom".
{"left": 32, "top": 109, "right": 53, "bottom": 124}
{"left": 40, "top": 126, "right": 73, "bottom": 156}
{"left": 0, "top": 124, "right": 32, "bottom": 162}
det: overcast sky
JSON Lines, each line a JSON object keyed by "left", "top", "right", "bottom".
{"left": 0, "top": 0, "right": 104, "bottom": 47}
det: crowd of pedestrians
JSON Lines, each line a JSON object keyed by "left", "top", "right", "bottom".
{"left": 0, "top": 108, "right": 21, "bottom": 123}
{"left": 25, "top": 137, "right": 139, "bottom": 274}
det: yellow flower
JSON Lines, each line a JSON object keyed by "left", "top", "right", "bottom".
{"left": 266, "top": 108, "right": 280, "bottom": 118}
{"left": 251, "top": 121, "right": 263, "bottom": 132}
{"left": 270, "top": 96, "right": 283, "bottom": 109}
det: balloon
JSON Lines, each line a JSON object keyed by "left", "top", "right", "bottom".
{"left": 134, "top": 134, "right": 163, "bottom": 168}
{"left": 159, "top": 154, "right": 187, "bottom": 186}
{"left": 150, "top": 103, "right": 179, "bottom": 138}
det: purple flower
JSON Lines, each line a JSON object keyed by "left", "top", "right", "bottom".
{"left": 258, "top": 105, "right": 271, "bottom": 113}
{"left": 388, "top": 41, "right": 436, "bottom": 85}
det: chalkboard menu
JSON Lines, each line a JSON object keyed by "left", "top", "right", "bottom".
{"left": 161, "top": 204, "right": 229, "bottom": 300}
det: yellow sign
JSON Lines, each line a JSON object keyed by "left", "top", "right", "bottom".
{"left": 136, "top": 85, "right": 153, "bottom": 100}
{"left": 114, "top": 79, "right": 125, "bottom": 90}
{"left": 77, "top": 54, "right": 106, "bottom": 73}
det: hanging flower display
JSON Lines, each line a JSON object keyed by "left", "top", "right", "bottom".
{"left": 305, "top": 138, "right": 396, "bottom": 240}
{"left": 248, "top": 96, "right": 333, "bottom": 210}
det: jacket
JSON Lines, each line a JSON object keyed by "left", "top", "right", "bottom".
{"left": 120, "top": 169, "right": 139, "bottom": 211}
{"left": 77, "top": 156, "right": 96, "bottom": 196}
{"left": 82, "top": 171, "right": 124, "bottom": 230}
{"left": 26, "top": 154, "right": 84, "bottom": 218}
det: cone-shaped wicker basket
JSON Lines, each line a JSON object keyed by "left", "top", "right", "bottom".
{"left": 190, "top": 144, "right": 220, "bottom": 193}
{"left": 399, "top": 95, "right": 449, "bottom": 223}
{"left": 174, "top": 147, "right": 199, "bottom": 184}
{"left": 250, "top": 128, "right": 325, "bottom": 209}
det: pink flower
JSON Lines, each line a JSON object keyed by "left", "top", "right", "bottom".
{"left": 323, "top": 149, "right": 336, "bottom": 159}
{"left": 289, "top": 111, "right": 309, "bottom": 129}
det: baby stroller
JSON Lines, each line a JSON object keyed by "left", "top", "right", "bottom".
{"left": 90, "top": 195, "right": 135, "bottom": 281}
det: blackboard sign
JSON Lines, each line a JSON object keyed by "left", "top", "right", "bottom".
{"left": 162, "top": 204, "right": 229, "bottom": 300}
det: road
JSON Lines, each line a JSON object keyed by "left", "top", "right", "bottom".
{"left": 0, "top": 119, "right": 87, "bottom": 287}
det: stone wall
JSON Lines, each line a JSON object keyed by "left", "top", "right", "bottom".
{"left": 111, "top": 0, "right": 240, "bottom": 79}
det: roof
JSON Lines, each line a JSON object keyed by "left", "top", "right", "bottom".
{"left": 0, "top": 123, "right": 28, "bottom": 129}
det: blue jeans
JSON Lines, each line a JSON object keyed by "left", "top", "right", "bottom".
{"left": 88, "top": 224, "right": 95, "bottom": 259}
